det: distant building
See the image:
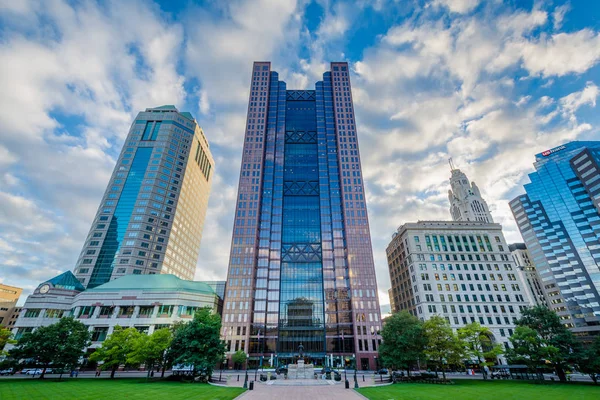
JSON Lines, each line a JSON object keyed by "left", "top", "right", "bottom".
{"left": 0, "top": 283, "right": 22, "bottom": 328}
{"left": 387, "top": 221, "right": 531, "bottom": 359}
{"left": 509, "top": 243, "right": 548, "bottom": 307}
{"left": 448, "top": 166, "right": 493, "bottom": 223}
{"left": 510, "top": 142, "right": 600, "bottom": 340}
{"left": 388, "top": 289, "right": 396, "bottom": 314}
{"left": 74, "top": 105, "right": 214, "bottom": 288}
{"left": 8, "top": 272, "right": 221, "bottom": 351}
{"left": 200, "top": 281, "right": 226, "bottom": 301}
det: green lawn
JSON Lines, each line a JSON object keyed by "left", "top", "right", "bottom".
{"left": 0, "top": 378, "right": 245, "bottom": 400}
{"left": 357, "top": 379, "right": 600, "bottom": 400}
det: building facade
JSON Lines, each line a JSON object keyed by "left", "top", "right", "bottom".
{"left": 509, "top": 142, "right": 600, "bottom": 339}
{"left": 221, "top": 62, "right": 382, "bottom": 370}
{"left": 387, "top": 221, "right": 531, "bottom": 357}
{"left": 0, "top": 283, "right": 22, "bottom": 328}
{"left": 74, "top": 105, "right": 214, "bottom": 288}
{"left": 448, "top": 167, "right": 493, "bottom": 223}
{"left": 509, "top": 243, "right": 548, "bottom": 306}
{"left": 9, "top": 272, "right": 220, "bottom": 350}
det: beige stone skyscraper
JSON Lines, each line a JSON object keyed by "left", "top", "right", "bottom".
{"left": 73, "top": 106, "right": 214, "bottom": 288}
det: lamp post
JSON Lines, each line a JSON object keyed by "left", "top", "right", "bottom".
{"left": 353, "top": 354, "right": 359, "bottom": 388}
{"left": 243, "top": 358, "right": 248, "bottom": 389}
{"left": 342, "top": 330, "right": 348, "bottom": 385}
{"left": 254, "top": 330, "right": 261, "bottom": 381}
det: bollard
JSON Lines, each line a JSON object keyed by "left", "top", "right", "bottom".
{"left": 238, "top": 375, "right": 240, "bottom": 381}
{"left": 362, "top": 374, "right": 365, "bottom": 382}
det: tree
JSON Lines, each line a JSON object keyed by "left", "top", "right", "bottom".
{"left": 90, "top": 326, "right": 141, "bottom": 378}
{"left": 506, "top": 326, "right": 553, "bottom": 380}
{"left": 577, "top": 336, "right": 600, "bottom": 384}
{"left": 510, "top": 306, "right": 581, "bottom": 382}
{"left": 0, "top": 327, "right": 14, "bottom": 355}
{"left": 231, "top": 350, "right": 247, "bottom": 370}
{"left": 169, "top": 307, "right": 226, "bottom": 379}
{"left": 127, "top": 328, "right": 172, "bottom": 379}
{"left": 457, "top": 322, "right": 503, "bottom": 370}
{"left": 423, "top": 316, "right": 465, "bottom": 380}
{"left": 9, "top": 317, "right": 90, "bottom": 379}
{"left": 378, "top": 311, "right": 426, "bottom": 376}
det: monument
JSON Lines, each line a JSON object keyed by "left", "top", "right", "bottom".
{"left": 286, "top": 343, "right": 315, "bottom": 379}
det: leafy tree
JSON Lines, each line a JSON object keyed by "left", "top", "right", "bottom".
{"left": 506, "top": 326, "right": 553, "bottom": 379}
{"left": 0, "top": 327, "right": 15, "bottom": 355}
{"left": 169, "top": 307, "right": 226, "bottom": 379}
{"left": 577, "top": 336, "right": 600, "bottom": 384}
{"left": 378, "top": 311, "right": 426, "bottom": 376}
{"left": 457, "top": 322, "right": 503, "bottom": 369}
{"left": 423, "top": 316, "right": 465, "bottom": 380}
{"left": 231, "top": 350, "right": 247, "bottom": 370}
{"left": 90, "top": 326, "right": 141, "bottom": 378}
{"left": 127, "top": 328, "right": 172, "bottom": 378}
{"left": 9, "top": 317, "right": 90, "bottom": 378}
{"left": 510, "top": 306, "right": 581, "bottom": 382}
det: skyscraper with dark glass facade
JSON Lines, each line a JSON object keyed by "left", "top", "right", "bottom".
{"left": 73, "top": 106, "right": 214, "bottom": 288}
{"left": 510, "top": 141, "right": 600, "bottom": 340}
{"left": 221, "top": 62, "right": 382, "bottom": 370}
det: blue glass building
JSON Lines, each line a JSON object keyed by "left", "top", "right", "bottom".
{"left": 74, "top": 106, "right": 214, "bottom": 288}
{"left": 222, "top": 62, "right": 382, "bottom": 370}
{"left": 510, "top": 141, "right": 600, "bottom": 339}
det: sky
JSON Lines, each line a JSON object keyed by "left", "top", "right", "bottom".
{"left": 1, "top": 0, "right": 599, "bottom": 307}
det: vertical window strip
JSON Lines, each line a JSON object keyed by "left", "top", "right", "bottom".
{"left": 195, "top": 141, "right": 201, "bottom": 163}
{"left": 150, "top": 121, "right": 162, "bottom": 140}
{"left": 142, "top": 122, "right": 154, "bottom": 141}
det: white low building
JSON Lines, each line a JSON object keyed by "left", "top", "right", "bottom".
{"left": 10, "top": 271, "right": 221, "bottom": 349}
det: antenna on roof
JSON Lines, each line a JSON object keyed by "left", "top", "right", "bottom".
{"left": 449, "top": 158, "right": 456, "bottom": 171}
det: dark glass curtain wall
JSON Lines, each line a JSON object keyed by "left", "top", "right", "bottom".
{"left": 278, "top": 94, "right": 326, "bottom": 354}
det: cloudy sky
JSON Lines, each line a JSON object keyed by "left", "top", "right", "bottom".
{"left": 1, "top": 0, "right": 599, "bottom": 307}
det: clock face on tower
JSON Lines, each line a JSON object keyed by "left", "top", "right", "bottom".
{"left": 39, "top": 284, "right": 50, "bottom": 294}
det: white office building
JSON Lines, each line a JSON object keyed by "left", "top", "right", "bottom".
{"left": 387, "top": 221, "right": 531, "bottom": 358}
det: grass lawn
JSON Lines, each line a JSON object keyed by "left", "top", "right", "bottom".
{"left": 357, "top": 379, "right": 600, "bottom": 400}
{"left": 0, "top": 378, "right": 245, "bottom": 400}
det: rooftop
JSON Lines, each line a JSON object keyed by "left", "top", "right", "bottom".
{"left": 145, "top": 105, "right": 195, "bottom": 122}
{"left": 86, "top": 274, "right": 216, "bottom": 296}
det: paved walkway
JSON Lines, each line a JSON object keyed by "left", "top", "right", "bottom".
{"left": 236, "top": 382, "right": 366, "bottom": 400}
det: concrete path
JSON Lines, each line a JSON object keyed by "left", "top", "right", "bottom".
{"left": 237, "top": 381, "right": 366, "bottom": 400}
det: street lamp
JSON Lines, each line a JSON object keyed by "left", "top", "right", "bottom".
{"left": 243, "top": 358, "right": 248, "bottom": 389}
{"left": 353, "top": 354, "right": 359, "bottom": 388}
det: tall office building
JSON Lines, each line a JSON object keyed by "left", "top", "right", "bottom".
{"left": 387, "top": 221, "right": 530, "bottom": 358}
{"left": 221, "top": 62, "right": 382, "bottom": 371}
{"left": 74, "top": 106, "right": 214, "bottom": 288}
{"left": 509, "top": 243, "right": 548, "bottom": 307}
{"left": 510, "top": 142, "right": 600, "bottom": 339}
{"left": 448, "top": 166, "right": 493, "bottom": 223}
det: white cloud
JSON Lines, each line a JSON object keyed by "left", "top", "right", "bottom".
{"left": 431, "top": 0, "right": 481, "bottom": 14}
{"left": 559, "top": 82, "right": 599, "bottom": 121}
{"left": 552, "top": 4, "right": 570, "bottom": 30}
{"left": 520, "top": 30, "right": 600, "bottom": 77}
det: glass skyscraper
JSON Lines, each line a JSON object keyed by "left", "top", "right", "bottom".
{"left": 222, "top": 62, "right": 382, "bottom": 370}
{"left": 510, "top": 141, "right": 600, "bottom": 340}
{"left": 74, "top": 105, "right": 214, "bottom": 288}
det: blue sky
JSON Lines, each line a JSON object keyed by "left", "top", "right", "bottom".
{"left": 1, "top": 0, "right": 599, "bottom": 306}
